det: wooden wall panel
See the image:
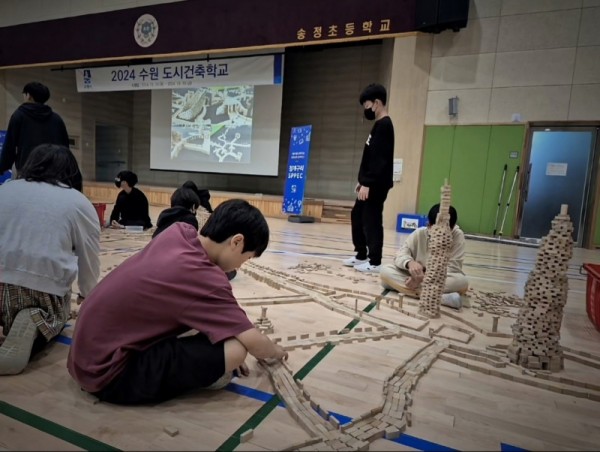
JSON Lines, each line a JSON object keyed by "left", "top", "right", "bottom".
{"left": 83, "top": 182, "right": 324, "bottom": 220}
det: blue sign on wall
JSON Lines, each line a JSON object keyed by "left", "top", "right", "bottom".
{"left": 282, "top": 125, "right": 312, "bottom": 215}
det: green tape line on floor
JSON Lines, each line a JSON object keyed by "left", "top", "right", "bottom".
{"left": 217, "top": 291, "right": 385, "bottom": 451}
{"left": 0, "top": 400, "right": 120, "bottom": 451}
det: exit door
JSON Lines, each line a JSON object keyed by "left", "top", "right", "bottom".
{"left": 519, "top": 127, "right": 597, "bottom": 246}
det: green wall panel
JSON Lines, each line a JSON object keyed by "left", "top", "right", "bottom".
{"left": 479, "top": 125, "right": 526, "bottom": 236}
{"left": 417, "top": 126, "right": 454, "bottom": 216}
{"left": 448, "top": 126, "right": 491, "bottom": 233}
{"left": 419, "top": 124, "right": 526, "bottom": 236}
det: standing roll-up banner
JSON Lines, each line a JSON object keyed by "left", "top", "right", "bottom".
{"left": 282, "top": 125, "right": 314, "bottom": 222}
{"left": 0, "top": 130, "right": 11, "bottom": 185}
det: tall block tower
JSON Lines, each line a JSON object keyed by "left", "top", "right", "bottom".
{"left": 418, "top": 180, "right": 453, "bottom": 318}
{"left": 507, "top": 204, "right": 574, "bottom": 372}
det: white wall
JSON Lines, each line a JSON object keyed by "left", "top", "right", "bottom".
{"left": 425, "top": 0, "right": 600, "bottom": 124}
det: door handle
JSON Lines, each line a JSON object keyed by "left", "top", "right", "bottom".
{"left": 523, "top": 163, "right": 532, "bottom": 203}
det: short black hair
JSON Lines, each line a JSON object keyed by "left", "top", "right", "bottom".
{"left": 359, "top": 83, "right": 387, "bottom": 105}
{"left": 23, "top": 82, "right": 50, "bottom": 104}
{"left": 19, "top": 144, "right": 83, "bottom": 191}
{"left": 170, "top": 187, "right": 200, "bottom": 210}
{"left": 201, "top": 199, "right": 269, "bottom": 256}
{"left": 116, "top": 170, "right": 138, "bottom": 187}
{"left": 182, "top": 180, "right": 213, "bottom": 213}
{"left": 428, "top": 203, "right": 458, "bottom": 229}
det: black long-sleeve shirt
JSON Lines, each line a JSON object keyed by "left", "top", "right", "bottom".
{"left": 152, "top": 206, "right": 198, "bottom": 238}
{"left": 109, "top": 187, "right": 153, "bottom": 229}
{"left": 358, "top": 116, "right": 394, "bottom": 190}
{"left": 0, "top": 103, "right": 69, "bottom": 173}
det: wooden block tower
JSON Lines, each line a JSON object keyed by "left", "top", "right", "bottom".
{"left": 418, "top": 180, "right": 453, "bottom": 318}
{"left": 507, "top": 204, "right": 574, "bottom": 372}
{"left": 197, "top": 207, "right": 211, "bottom": 231}
{"left": 254, "top": 306, "right": 274, "bottom": 334}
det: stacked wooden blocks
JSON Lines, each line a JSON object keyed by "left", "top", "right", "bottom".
{"left": 419, "top": 180, "right": 453, "bottom": 318}
{"left": 254, "top": 306, "right": 274, "bottom": 334}
{"left": 507, "top": 204, "right": 574, "bottom": 372}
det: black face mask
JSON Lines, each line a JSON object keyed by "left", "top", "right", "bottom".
{"left": 363, "top": 107, "right": 376, "bottom": 121}
{"left": 114, "top": 179, "right": 121, "bottom": 188}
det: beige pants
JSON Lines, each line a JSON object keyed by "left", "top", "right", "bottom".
{"left": 380, "top": 263, "right": 468, "bottom": 296}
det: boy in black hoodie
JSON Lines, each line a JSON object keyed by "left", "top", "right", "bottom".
{"left": 0, "top": 82, "right": 70, "bottom": 174}
{"left": 152, "top": 187, "right": 200, "bottom": 238}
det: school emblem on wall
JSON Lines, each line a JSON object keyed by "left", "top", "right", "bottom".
{"left": 134, "top": 14, "right": 159, "bottom": 48}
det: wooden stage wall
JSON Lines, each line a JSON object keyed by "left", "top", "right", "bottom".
{"left": 82, "top": 181, "right": 353, "bottom": 222}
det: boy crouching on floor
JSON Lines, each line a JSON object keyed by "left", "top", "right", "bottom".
{"left": 68, "top": 199, "right": 287, "bottom": 405}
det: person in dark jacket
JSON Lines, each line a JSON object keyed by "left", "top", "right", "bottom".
{"left": 0, "top": 82, "right": 70, "bottom": 175}
{"left": 152, "top": 187, "right": 200, "bottom": 238}
{"left": 108, "top": 171, "right": 153, "bottom": 229}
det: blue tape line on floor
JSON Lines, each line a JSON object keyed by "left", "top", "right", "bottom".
{"left": 55, "top": 335, "right": 72, "bottom": 345}
{"left": 54, "top": 337, "right": 526, "bottom": 452}
{"left": 224, "top": 381, "right": 458, "bottom": 451}
{"left": 225, "top": 382, "right": 285, "bottom": 407}
{"left": 501, "top": 443, "right": 528, "bottom": 451}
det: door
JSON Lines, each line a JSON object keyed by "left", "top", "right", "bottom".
{"left": 520, "top": 127, "right": 597, "bottom": 246}
{"left": 95, "top": 125, "right": 129, "bottom": 181}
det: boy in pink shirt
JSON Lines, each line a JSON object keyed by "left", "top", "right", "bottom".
{"left": 68, "top": 199, "right": 287, "bottom": 404}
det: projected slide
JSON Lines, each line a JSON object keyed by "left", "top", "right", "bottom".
{"left": 170, "top": 86, "right": 254, "bottom": 163}
{"left": 151, "top": 84, "right": 283, "bottom": 176}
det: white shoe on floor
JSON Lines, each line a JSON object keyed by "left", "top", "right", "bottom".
{"left": 441, "top": 292, "right": 462, "bottom": 310}
{"left": 353, "top": 261, "right": 381, "bottom": 273}
{"left": 342, "top": 256, "right": 368, "bottom": 267}
{"left": 0, "top": 308, "right": 38, "bottom": 375}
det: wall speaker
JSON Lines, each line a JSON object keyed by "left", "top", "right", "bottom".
{"left": 416, "top": 0, "right": 470, "bottom": 34}
{"left": 448, "top": 96, "right": 458, "bottom": 116}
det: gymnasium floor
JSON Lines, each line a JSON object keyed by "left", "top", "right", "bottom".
{"left": 1, "top": 205, "right": 600, "bottom": 451}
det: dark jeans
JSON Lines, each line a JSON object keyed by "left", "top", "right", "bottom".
{"left": 93, "top": 333, "right": 225, "bottom": 405}
{"left": 350, "top": 186, "right": 389, "bottom": 266}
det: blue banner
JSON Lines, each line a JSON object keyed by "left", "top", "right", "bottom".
{"left": 282, "top": 125, "right": 312, "bottom": 215}
{"left": 0, "top": 130, "right": 10, "bottom": 185}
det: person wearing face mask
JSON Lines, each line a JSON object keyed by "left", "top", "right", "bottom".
{"left": 342, "top": 83, "right": 395, "bottom": 273}
{"left": 108, "top": 170, "right": 153, "bottom": 229}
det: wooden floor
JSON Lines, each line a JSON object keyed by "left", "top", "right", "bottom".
{"left": 2, "top": 205, "right": 600, "bottom": 451}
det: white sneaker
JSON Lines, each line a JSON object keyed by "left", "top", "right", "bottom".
{"left": 441, "top": 292, "right": 461, "bottom": 310}
{"left": 353, "top": 261, "right": 381, "bottom": 273}
{"left": 342, "top": 256, "right": 368, "bottom": 267}
{"left": 0, "top": 309, "right": 38, "bottom": 375}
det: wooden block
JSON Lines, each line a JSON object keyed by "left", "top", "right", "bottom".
{"left": 384, "top": 426, "right": 401, "bottom": 440}
{"left": 163, "top": 426, "right": 179, "bottom": 437}
{"left": 240, "top": 429, "right": 254, "bottom": 442}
